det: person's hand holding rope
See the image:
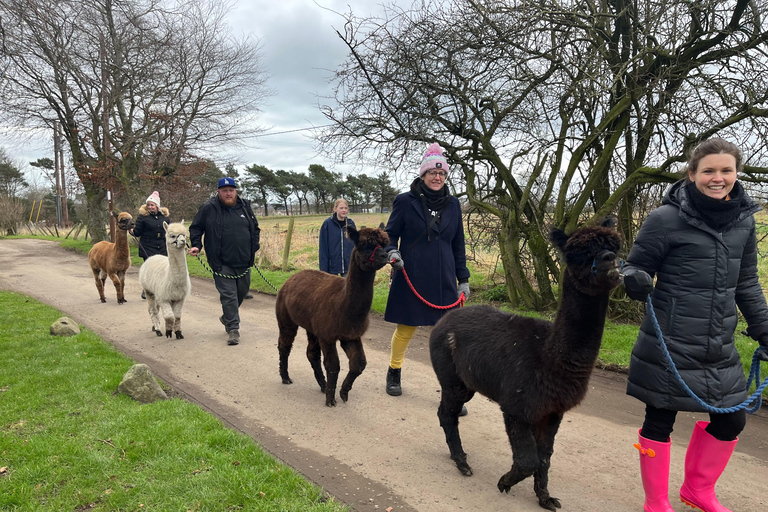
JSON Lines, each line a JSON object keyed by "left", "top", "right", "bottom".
{"left": 623, "top": 270, "right": 653, "bottom": 301}
{"left": 758, "top": 334, "right": 768, "bottom": 362}
{"left": 189, "top": 246, "right": 200, "bottom": 256}
{"left": 388, "top": 249, "right": 404, "bottom": 270}
{"left": 457, "top": 281, "right": 470, "bottom": 301}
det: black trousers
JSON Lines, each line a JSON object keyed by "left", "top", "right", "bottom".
{"left": 641, "top": 404, "right": 746, "bottom": 442}
{"left": 212, "top": 265, "right": 251, "bottom": 332}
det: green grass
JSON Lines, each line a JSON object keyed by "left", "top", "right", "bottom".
{"left": 0, "top": 290, "right": 349, "bottom": 512}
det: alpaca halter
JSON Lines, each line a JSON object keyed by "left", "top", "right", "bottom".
{"left": 591, "top": 256, "right": 624, "bottom": 275}
{"left": 172, "top": 234, "right": 186, "bottom": 247}
{"left": 369, "top": 245, "right": 382, "bottom": 264}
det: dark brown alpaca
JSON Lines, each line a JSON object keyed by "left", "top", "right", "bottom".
{"left": 429, "top": 218, "right": 622, "bottom": 511}
{"left": 276, "top": 225, "right": 391, "bottom": 407}
{"left": 88, "top": 211, "right": 135, "bottom": 304}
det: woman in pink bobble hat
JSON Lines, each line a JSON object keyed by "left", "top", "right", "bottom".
{"left": 382, "top": 143, "right": 470, "bottom": 413}
{"left": 132, "top": 190, "right": 171, "bottom": 299}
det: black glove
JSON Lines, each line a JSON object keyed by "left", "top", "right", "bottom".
{"left": 758, "top": 334, "right": 768, "bottom": 362}
{"left": 623, "top": 270, "right": 653, "bottom": 301}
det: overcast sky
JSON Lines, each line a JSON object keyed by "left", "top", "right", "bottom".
{"left": 2, "top": 0, "right": 407, "bottom": 185}
{"left": 223, "top": 0, "right": 378, "bottom": 175}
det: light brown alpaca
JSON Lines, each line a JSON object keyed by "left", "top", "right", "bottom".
{"left": 276, "top": 225, "right": 391, "bottom": 407}
{"left": 88, "top": 211, "right": 135, "bottom": 304}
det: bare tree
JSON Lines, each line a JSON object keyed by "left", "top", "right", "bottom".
{"left": 0, "top": 0, "right": 270, "bottom": 241}
{"left": 320, "top": 0, "right": 768, "bottom": 309}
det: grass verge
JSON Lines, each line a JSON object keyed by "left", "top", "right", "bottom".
{"left": 0, "top": 290, "right": 349, "bottom": 512}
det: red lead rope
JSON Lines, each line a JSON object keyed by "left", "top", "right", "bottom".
{"left": 398, "top": 267, "right": 465, "bottom": 310}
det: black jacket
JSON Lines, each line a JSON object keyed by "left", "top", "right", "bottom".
{"left": 133, "top": 205, "right": 171, "bottom": 259}
{"left": 189, "top": 195, "right": 260, "bottom": 272}
{"left": 623, "top": 179, "right": 768, "bottom": 411}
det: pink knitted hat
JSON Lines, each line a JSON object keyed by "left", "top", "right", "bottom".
{"left": 145, "top": 190, "right": 161, "bottom": 208}
{"left": 419, "top": 143, "right": 449, "bottom": 177}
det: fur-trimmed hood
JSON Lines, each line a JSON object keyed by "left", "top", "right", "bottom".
{"left": 139, "top": 204, "right": 170, "bottom": 217}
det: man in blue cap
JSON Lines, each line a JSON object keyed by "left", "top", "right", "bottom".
{"left": 190, "top": 177, "right": 261, "bottom": 345}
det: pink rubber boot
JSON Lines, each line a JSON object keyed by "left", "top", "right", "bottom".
{"left": 679, "top": 421, "right": 738, "bottom": 512}
{"left": 634, "top": 430, "right": 675, "bottom": 512}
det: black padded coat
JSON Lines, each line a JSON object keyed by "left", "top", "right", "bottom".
{"left": 623, "top": 179, "right": 768, "bottom": 411}
{"left": 189, "top": 195, "right": 260, "bottom": 272}
{"left": 132, "top": 205, "right": 171, "bottom": 260}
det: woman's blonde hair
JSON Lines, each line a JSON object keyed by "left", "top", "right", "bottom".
{"left": 333, "top": 198, "right": 348, "bottom": 210}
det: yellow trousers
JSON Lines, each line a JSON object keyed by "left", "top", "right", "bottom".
{"left": 389, "top": 324, "right": 418, "bottom": 369}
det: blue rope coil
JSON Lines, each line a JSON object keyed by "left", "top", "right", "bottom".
{"left": 646, "top": 295, "right": 768, "bottom": 414}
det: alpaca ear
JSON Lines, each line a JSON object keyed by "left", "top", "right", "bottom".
{"left": 163, "top": 221, "right": 169, "bottom": 231}
{"left": 111, "top": 210, "right": 119, "bottom": 219}
{"left": 601, "top": 216, "right": 618, "bottom": 229}
{"left": 379, "top": 222, "right": 385, "bottom": 230}
{"left": 549, "top": 227, "right": 569, "bottom": 252}
{"left": 346, "top": 225, "right": 360, "bottom": 245}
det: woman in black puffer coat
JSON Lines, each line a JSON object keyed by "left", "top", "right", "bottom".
{"left": 132, "top": 191, "right": 171, "bottom": 298}
{"left": 622, "top": 138, "right": 768, "bottom": 512}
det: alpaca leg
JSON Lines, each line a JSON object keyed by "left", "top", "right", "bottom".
{"left": 91, "top": 267, "right": 107, "bottom": 303}
{"left": 306, "top": 332, "right": 326, "bottom": 392}
{"left": 171, "top": 300, "right": 184, "bottom": 339}
{"left": 533, "top": 413, "right": 563, "bottom": 511}
{"left": 320, "top": 341, "right": 341, "bottom": 407}
{"left": 117, "top": 270, "right": 127, "bottom": 304}
{"left": 146, "top": 296, "right": 163, "bottom": 336}
{"left": 437, "top": 392, "right": 473, "bottom": 476}
{"left": 108, "top": 272, "right": 125, "bottom": 304}
{"left": 277, "top": 319, "right": 298, "bottom": 385}
{"left": 338, "top": 338, "right": 367, "bottom": 402}
{"left": 497, "top": 413, "right": 539, "bottom": 495}
{"left": 159, "top": 302, "right": 175, "bottom": 338}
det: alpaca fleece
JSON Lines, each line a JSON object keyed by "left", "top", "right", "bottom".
{"left": 139, "top": 221, "right": 191, "bottom": 339}
{"left": 429, "top": 218, "right": 622, "bottom": 511}
{"left": 276, "top": 225, "right": 390, "bottom": 407}
{"left": 88, "top": 211, "right": 134, "bottom": 304}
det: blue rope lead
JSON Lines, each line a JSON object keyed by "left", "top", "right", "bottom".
{"left": 646, "top": 295, "right": 768, "bottom": 414}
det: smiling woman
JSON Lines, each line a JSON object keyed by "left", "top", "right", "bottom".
{"left": 688, "top": 152, "right": 738, "bottom": 200}
{"left": 621, "top": 137, "right": 768, "bottom": 512}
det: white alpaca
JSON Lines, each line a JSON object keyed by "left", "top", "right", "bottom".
{"left": 139, "top": 221, "right": 192, "bottom": 339}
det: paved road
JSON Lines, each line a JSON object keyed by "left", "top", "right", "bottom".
{"left": 1, "top": 238, "right": 766, "bottom": 512}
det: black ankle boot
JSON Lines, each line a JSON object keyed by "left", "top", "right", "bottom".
{"left": 386, "top": 366, "right": 402, "bottom": 396}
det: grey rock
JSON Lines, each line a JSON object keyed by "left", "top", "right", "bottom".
{"left": 50, "top": 317, "right": 81, "bottom": 336}
{"left": 117, "top": 364, "right": 168, "bottom": 404}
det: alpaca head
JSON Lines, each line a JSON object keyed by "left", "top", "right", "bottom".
{"left": 550, "top": 216, "right": 623, "bottom": 294}
{"left": 112, "top": 211, "right": 135, "bottom": 230}
{"left": 163, "top": 221, "right": 187, "bottom": 250}
{"left": 347, "top": 225, "right": 391, "bottom": 271}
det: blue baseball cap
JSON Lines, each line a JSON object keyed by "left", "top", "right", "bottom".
{"left": 218, "top": 177, "right": 237, "bottom": 189}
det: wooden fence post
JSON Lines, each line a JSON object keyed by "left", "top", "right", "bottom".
{"left": 282, "top": 217, "right": 295, "bottom": 273}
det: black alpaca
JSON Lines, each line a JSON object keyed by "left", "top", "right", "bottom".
{"left": 429, "top": 218, "right": 622, "bottom": 511}
{"left": 276, "top": 225, "right": 391, "bottom": 407}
